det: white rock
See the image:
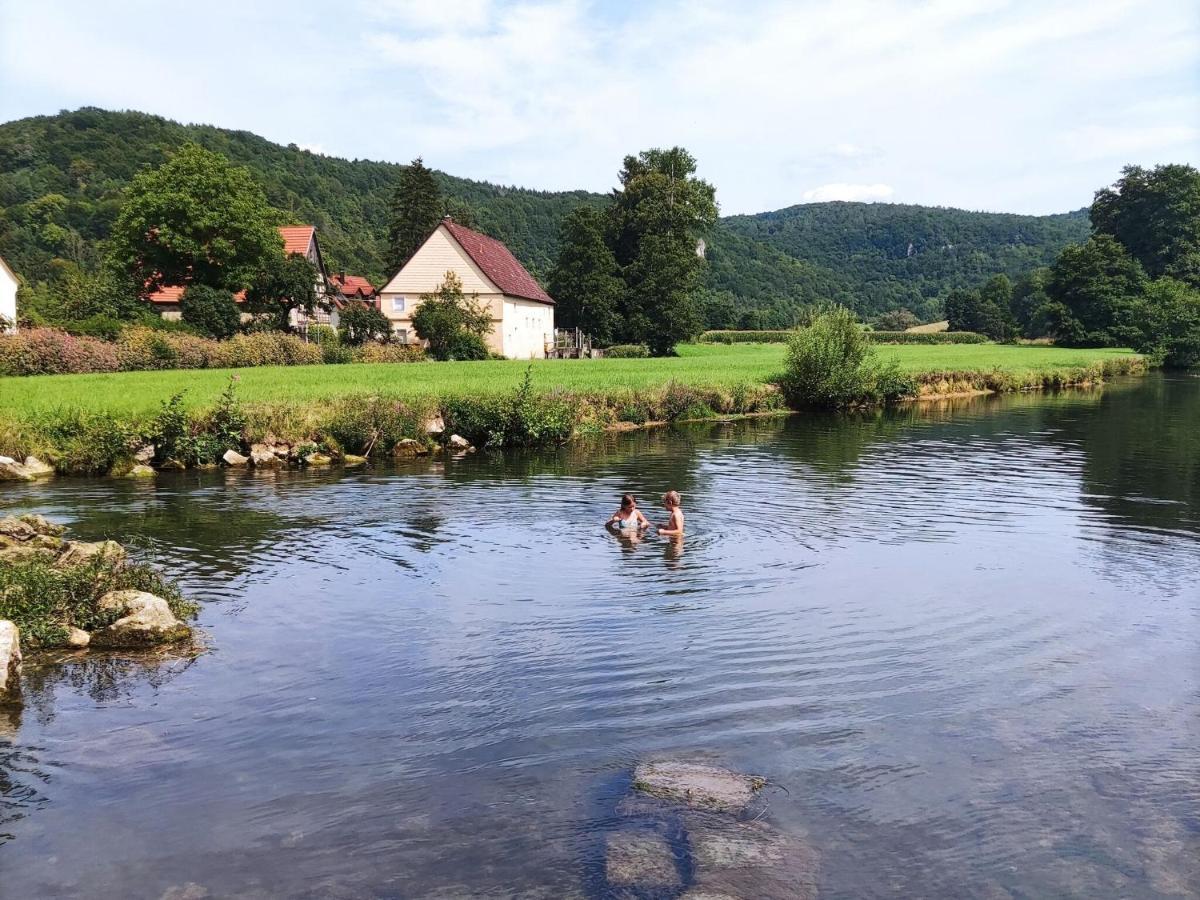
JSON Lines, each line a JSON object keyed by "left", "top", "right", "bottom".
{"left": 0, "top": 455, "right": 14, "bottom": 465}
{"left": 56, "top": 539, "right": 126, "bottom": 569}
{"left": 424, "top": 416, "right": 446, "bottom": 435}
{"left": 249, "top": 444, "right": 278, "bottom": 466}
{"left": 91, "top": 590, "right": 191, "bottom": 648}
{"left": 134, "top": 444, "right": 156, "bottom": 463}
{"left": 21, "top": 457, "right": 54, "bottom": 478}
{"left": 448, "top": 434, "right": 471, "bottom": 449}
{"left": 0, "top": 621, "right": 21, "bottom": 704}
{"left": 66, "top": 627, "right": 90, "bottom": 648}
{"left": 222, "top": 449, "right": 249, "bottom": 466}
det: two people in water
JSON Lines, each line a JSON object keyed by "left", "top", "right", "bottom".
{"left": 608, "top": 491, "right": 685, "bottom": 536}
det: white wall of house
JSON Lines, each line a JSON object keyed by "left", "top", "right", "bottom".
{"left": 378, "top": 225, "right": 553, "bottom": 358}
{"left": 0, "top": 256, "right": 17, "bottom": 332}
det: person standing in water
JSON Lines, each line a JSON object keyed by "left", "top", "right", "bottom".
{"left": 657, "top": 490, "right": 685, "bottom": 536}
{"left": 609, "top": 494, "right": 650, "bottom": 531}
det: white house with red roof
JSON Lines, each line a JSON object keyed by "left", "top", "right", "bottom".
{"left": 0, "top": 254, "right": 18, "bottom": 333}
{"left": 377, "top": 218, "right": 554, "bottom": 358}
{"left": 145, "top": 224, "right": 340, "bottom": 329}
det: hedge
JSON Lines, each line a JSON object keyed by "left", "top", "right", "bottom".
{"left": 699, "top": 329, "right": 988, "bottom": 345}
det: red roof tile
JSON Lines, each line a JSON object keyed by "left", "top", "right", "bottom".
{"left": 278, "top": 225, "right": 315, "bottom": 256}
{"left": 443, "top": 219, "right": 553, "bottom": 305}
{"left": 330, "top": 273, "right": 377, "bottom": 298}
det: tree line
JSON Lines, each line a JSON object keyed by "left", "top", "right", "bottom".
{"left": 942, "top": 165, "right": 1199, "bottom": 367}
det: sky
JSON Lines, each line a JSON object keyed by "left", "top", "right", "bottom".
{"left": 1, "top": 0, "right": 1197, "bottom": 216}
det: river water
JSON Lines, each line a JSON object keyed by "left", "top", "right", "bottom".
{"left": 1, "top": 375, "right": 1197, "bottom": 899}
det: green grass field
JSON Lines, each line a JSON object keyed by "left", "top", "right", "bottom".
{"left": 0, "top": 343, "right": 1140, "bottom": 417}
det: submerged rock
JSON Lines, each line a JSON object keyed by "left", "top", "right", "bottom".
{"left": 304, "top": 452, "right": 332, "bottom": 466}
{"left": 128, "top": 464, "right": 156, "bottom": 478}
{"left": 633, "top": 759, "right": 766, "bottom": 814}
{"left": 343, "top": 454, "right": 368, "bottom": 467}
{"left": 0, "top": 620, "right": 21, "bottom": 704}
{"left": 605, "top": 831, "right": 682, "bottom": 892}
{"left": 393, "top": 438, "right": 428, "bottom": 458}
{"left": 222, "top": 449, "right": 249, "bottom": 467}
{"left": 90, "top": 590, "right": 191, "bottom": 648}
{"left": 56, "top": 539, "right": 126, "bottom": 569}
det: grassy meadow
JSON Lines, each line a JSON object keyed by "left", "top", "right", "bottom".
{"left": 0, "top": 343, "right": 1140, "bottom": 417}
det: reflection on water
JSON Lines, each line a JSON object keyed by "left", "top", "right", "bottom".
{"left": 0, "top": 374, "right": 1198, "bottom": 898}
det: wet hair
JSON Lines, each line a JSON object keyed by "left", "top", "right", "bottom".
{"left": 662, "top": 490, "right": 681, "bottom": 507}
{"left": 621, "top": 493, "right": 637, "bottom": 509}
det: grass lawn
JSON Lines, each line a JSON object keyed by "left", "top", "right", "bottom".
{"left": 0, "top": 343, "right": 1140, "bottom": 417}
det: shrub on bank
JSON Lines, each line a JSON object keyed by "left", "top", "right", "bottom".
{"left": 0, "top": 326, "right": 427, "bottom": 376}
{"left": 604, "top": 344, "right": 651, "bottom": 358}
{"left": 700, "top": 330, "right": 796, "bottom": 344}
{"left": 777, "top": 307, "right": 918, "bottom": 408}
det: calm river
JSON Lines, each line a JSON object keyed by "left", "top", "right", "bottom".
{"left": 1, "top": 375, "right": 1197, "bottom": 899}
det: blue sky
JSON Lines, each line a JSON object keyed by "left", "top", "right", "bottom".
{"left": 1, "top": 0, "right": 1197, "bottom": 215}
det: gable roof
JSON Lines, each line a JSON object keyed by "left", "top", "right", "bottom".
{"left": 0, "top": 254, "right": 17, "bottom": 284}
{"left": 441, "top": 220, "right": 554, "bottom": 305}
{"left": 330, "top": 273, "right": 377, "bottom": 298}
{"left": 279, "top": 225, "right": 316, "bottom": 256}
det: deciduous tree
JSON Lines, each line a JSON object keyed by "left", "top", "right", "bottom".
{"left": 107, "top": 143, "right": 280, "bottom": 294}
{"left": 547, "top": 206, "right": 623, "bottom": 346}
{"left": 180, "top": 284, "right": 240, "bottom": 338}
{"left": 412, "top": 271, "right": 492, "bottom": 360}
{"left": 1091, "top": 164, "right": 1200, "bottom": 285}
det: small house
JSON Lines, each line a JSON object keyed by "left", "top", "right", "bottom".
{"left": 377, "top": 218, "right": 554, "bottom": 358}
{"left": 330, "top": 273, "right": 378, "bottom": 306}
{"left": 144, "top": 225, "right": 338, "bottom": 328}
{"left": 0, "top": 255, "right": 18, "bottom": 333}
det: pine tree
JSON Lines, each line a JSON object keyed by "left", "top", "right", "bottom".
{"left": 386, "top": 157, "right": 443, "bottom": 273}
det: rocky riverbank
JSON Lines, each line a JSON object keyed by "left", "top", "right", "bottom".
{"left": 0, "top": 514, "right": 196, "bottom": 705}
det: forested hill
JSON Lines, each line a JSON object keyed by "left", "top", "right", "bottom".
{"left": 722, "top": 203, "right": 1091, "bottom": 317}
{"left": 0, "top": 108, "right": 1088, "bottom": 324}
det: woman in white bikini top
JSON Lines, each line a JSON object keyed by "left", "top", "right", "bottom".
{"left": 609, "top": 494, "right": 650, "bottom": 530}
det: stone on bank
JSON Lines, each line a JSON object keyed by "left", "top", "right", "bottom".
{"left": 0, "top": 620, "right": 21, "bottom": 705}
{"left": 90, "top": 590, "right": 192, "bottom": 648}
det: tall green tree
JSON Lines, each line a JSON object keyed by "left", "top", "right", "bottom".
{"left": 243, "top": 253, "right": 326, "bottom": 332}
{"left": 1010, "top": 268, "right": 1052, "bottom": 336}
{"left": 548, "top": 206, "right": 624, "bottom": 345}
{"left": 1130, "top": 277, "right": 1200, "bottom": 369}
{"left": 608, "top": 147, "right": 717, "bottom": 354}
{"left": 1091, "top": 164, "right": 1200, "bottom": 285}
{"left": 180, "top": 284, "right": 241, "bottom": 338}
{"left": 107, "top": 143, "right": 280, "bottom": 295}
{"left": 387, "top": 157, "right": 443, "bottom": 273}
{"left": 1045, "top": 235, "right": 1147, "bottom": 346}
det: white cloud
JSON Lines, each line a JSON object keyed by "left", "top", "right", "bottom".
{"left": 1, "top": 0, "right": 1197, "bottom": 215}
{"left": 803, "top": 183, "right": 896, "bottom": 203}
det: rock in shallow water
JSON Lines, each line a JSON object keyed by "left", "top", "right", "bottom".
{"left": 605, "top": 831, "right": 682, "bottom": 891}
{"left": 90, "top": 590, "right": 191, "bottom": 648}
{"left": 0, "top": 620, "right": 21, "bottom": 704}
{"left": 633, "top": 759, "right": 766, "bottom": 814}
{"left": 222, "top": 449, "right": 249, "bottom": 466}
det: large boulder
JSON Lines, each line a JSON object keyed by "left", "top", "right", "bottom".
{"left": 55, "top": 539, "right": 126, "bottom": 569}
{"left": 393, "top": 438, "right": 428, "bottom": 458}
{"left": 0, "top": 515, "right": 66, "bottom": 563}
{"left": 0, "top": 456, "right": 54, "bottom": 482}
{"left": 0, "top": 620, "right": 21, "bottom": 705}
{"left": 249, "top": 444, "right": 278, "bottom": 467}
{"left": 632, "top": 759, "right": 766, "bottom": 814}
{"left": 222, "top": 449, "right": 249, "bottom": 467}
{"left": 90, "top": 590, "right": 192, "bottom": 648}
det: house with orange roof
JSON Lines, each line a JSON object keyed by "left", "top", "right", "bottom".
{"left": 329, "top": 272, "right": 377, "bottom": 306}
{"left": 377, "top": 218, "right": 554, "bottom": 358}
{"left": 144, "top": 225, "right": 339, "bottom": 329}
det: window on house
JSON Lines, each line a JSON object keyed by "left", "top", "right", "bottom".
{"left": 396, "top": 328, "right": 409, "bottom": 343}
{"left": 392, "top": 297, "right": 406, "bottom": 313}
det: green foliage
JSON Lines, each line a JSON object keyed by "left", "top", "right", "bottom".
{"left": 387, "top": 157, "right": 443, "bottom": 273}
{"left": 36, "top": 409, "right": 137, "bottom": 474}
{"left": 547, "top": 206, "right": 623, "bottom": 345}
{"left": 324, "top": 396, "right": 435, "bottom": 455}
{"left": 722, "top": 202, "right": 1091, "bottom": 320}
{"left": 1091, "top": 164, "right": 1200, "bottom": 284}
{"left": 610, "top": 147, "right": 717, "bottom": 355}
{"left": 441, "top": 367, "right": 575, "bottom": 448}
{"left": 700, "top": 329, "right": 987, "bottom": 345}
{"left": 1045, "top": 235, "right": 1147, "bottom": 346}
{"left": 0, "top": 552, "right": 196, "bottom": 651}
{"left": 180, "top": 284, "right": 240, "bottom": 338}
{"left": 107, "top": 142, "right": 280, "bottom": 294}
{"left": 243, "top": 252, "right": 325, "bottom": 331}
{"left": 147, "top": 377, "right": 244, "bottom": 466}
{"left": 778, "top": 307, "right": 913, "bottom": 408}
{"left": 874, "top": 308, "right": 920, "bottom": 331}
{"left": 411, "top": 271, "right": 492, "bottom": 361}
{"left": 944, "top": 275, "right": 1018, "bottom": 341}
{"left": 604, "top": 344, "right": 650, "bottom": 358}
{"left": 338, "top": 301, "right": 392, "bottom": 345}
{"left": 1130, "top": 278, "right": 1200, "bottom": 369}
